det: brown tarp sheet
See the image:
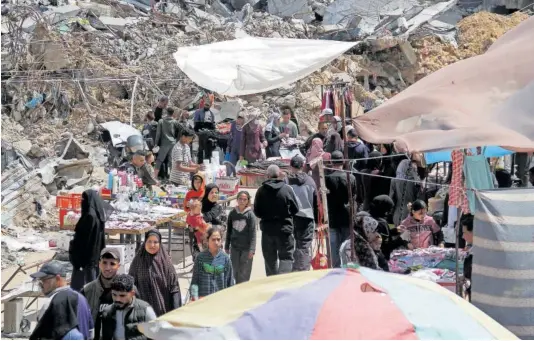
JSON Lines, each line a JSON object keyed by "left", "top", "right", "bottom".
{"left": 354, "top": 16, "right": 534, "bottom": 153}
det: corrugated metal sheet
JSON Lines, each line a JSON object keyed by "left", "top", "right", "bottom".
{"left": 472, "top": 188, "right": 534, "bottom": 340}
{"left": 1, "top": 162, "right": 49, "bottom": 226}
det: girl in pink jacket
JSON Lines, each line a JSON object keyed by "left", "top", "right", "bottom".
{"left": 399, "top": 200, "right": 444, "bottom": 249}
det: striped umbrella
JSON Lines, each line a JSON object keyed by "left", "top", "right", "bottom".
{"left": 139, "top": 268, "right": 517, "bottom": 340}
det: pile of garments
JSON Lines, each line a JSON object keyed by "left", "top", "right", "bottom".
{"left": 409, "top": 268, "right": 457, "bottom": 283}
{"left": 388, "top": 246, "right": 467, "bottom": 274}
{"left": 281, "top": 137, "right": 306, "bottom": 149}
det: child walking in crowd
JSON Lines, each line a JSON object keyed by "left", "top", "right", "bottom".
{"left": 190, "top": 227, "right": 234, "bottom": 300}
{"left": 225, "top": 191, "right": 256, "bottom": 284}
{"left": 399, "top": 200, "right": 444, "bottom": 249}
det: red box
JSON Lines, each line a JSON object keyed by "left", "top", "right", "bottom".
{"left": 56, "top": 194, "right": 82, "bottom": 210}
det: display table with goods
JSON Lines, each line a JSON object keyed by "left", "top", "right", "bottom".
{"left": 388, "top": 246, "right": 468, "bottom": 293}
{"left": 237, "top": 159, "right": 291, "bottom": 188}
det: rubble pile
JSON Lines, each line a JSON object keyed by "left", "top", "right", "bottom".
{"left": 411, "top": 11, "right": 529, "bottom": 78}
{"left": 0, "top": 0, "right": 532, "bottom": 252}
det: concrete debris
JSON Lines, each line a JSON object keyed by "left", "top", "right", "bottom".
{"left": 267, "top": 0, "right": 315, "bottom": 23}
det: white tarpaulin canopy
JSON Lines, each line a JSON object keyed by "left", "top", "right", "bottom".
{"left": 173, "top": 37, "right": 358, "bottom": 96}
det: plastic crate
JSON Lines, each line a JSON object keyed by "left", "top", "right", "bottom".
{"left": 56, "top": 194, "right": 82, "bottom": 210}
{"left": 215, "top": 177, "right": 239, "bottom": 195}
{"left": 59, "top": 208, "right": 80, "bottom": 228}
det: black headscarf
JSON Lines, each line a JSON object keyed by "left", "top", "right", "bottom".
{"left": 81, "top": 189, "right": 108, "bottom": 222}
{"left": 30, "top": 289, "right": 81, "bottom": 340}
{"left": 129, "top": 230, "right": 181, "bottom": 316}
{"left": 369, "top": 195, "right": 394, "bottom": 219}
{"left": 201, "top": 183, "right": 219, "bottom": 214}
{"left": 69, "top": 190, "right": 107, "bottom": 270}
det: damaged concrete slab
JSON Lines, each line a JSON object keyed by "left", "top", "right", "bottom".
{"left": 267, "top": 0, "right": 315, "bottom": 23}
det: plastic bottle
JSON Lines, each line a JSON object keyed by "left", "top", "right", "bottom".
{"left": 190, "top": 284, "right": 199, "bottom": 301}
{"left": 107, "top": 170, "right": 114, "bottom": 190}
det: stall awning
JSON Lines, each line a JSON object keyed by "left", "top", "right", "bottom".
{"left": 173, "top": 37, "right": 357, "bottom": 96}
{"left": 354, "top": 16, "right": 534, "bottom": 153}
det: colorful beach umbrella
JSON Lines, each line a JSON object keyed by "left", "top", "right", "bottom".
{"left": 139, "top": 268, "right": 517, "bottom": 340}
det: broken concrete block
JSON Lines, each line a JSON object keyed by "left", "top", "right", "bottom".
{"left": 47, "top": 5, "right": 81, "bottom": 24}
{"left": 267, "top": 0, "right": 314, "bottom": 23}
{"left": 77, "top": 2, "right": 115, "bottom": 17}
{"left": 311, "top": 1, "right": 326, "bottom": 17}
{"left": 230, "top": 0, "right": 259, "bottom": 10}
{"left": 99, "top": 16, "right": 129, "bottom": 31}
{"left": 210, "top": 0, "right": 234, "bottom": 17}
{"left": 21, "top": 17, "right": 36, "bottom": 33}
{"left": 13, "top": 140, "right": 33, "bottom": 155}
{"left": 399, "top": 41, "right": 417, "bottom": 65}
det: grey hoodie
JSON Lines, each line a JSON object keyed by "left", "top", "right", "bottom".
{"left": 286, "top": 172, "right": 318, "bottom": 222}
{"left": 226, "top": 206, "right": 257, "bottom": 252}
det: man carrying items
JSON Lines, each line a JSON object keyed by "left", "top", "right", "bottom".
{"left": 30, "top": 260, "right": 94, "bottom": 340}
{"left": 286, "top": 155, "right": 319, "bottom": 271}
{"left": 81, "top": 248, "right": 125, "bottom": 340}
{"left": 100, "top": 274, "right": 156, "bottom": 340}
{"left": 154, "top": 107, "right": 183, "bottom": 180}
{"left": 254, "top": 165, "right": 299, "bottom": 276}
{"left": 170, "top": 128, "right": 201, "bottom": 186}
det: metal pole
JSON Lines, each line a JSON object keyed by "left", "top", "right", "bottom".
{"left": 318, "top": 160, "right": 333, "bottom": 268}
{"left": 130, "top": 76, "right": 139, "bottom": 126}
{"left": 455, "top": 208, "right": 463, "bottom": 295}
{"left": 340, "top": 92, "right": 355, "bottom": 261}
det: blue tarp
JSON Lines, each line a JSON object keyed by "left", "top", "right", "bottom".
{"left": 424, "top": 147, "right": 513, "bottom": 164}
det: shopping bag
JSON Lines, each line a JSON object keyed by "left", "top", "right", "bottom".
{"left": 311, "top": 230, "right": 329, "bottom": 270}
{"left": 224, "top": 152, "right": 231, "bottom": 162}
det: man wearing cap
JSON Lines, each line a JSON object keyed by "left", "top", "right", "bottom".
{"left": 254, "top": 164, "right": 299, "bottom": 276}
{"left": 325, "top": 151, "right": 357, "bottom": 267}
{"left": 81, "top": 247, "right": 126, "bottom": 339}
{"left": 30, "top": 260, "right": 94, "bottom": 340}
{"left": 286, "top": 156, "right": 319, "bottom": 271}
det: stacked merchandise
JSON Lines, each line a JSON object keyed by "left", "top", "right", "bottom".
{"left": 389, "top": 246, "right": 467, "bottom": 291}
{"left": 239, "top": 160, "right": 290, "bottom": 176}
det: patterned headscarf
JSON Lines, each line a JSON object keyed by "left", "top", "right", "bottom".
{"left": 128, "top": 230, "right": 181, "bottom": 316}
{"left": 264, "top": 113, "right": 281, "bottom": 133}
{"left": 306, "top": 138, "right": 331, "bottom": 169}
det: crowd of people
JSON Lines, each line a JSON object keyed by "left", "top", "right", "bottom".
{"left": 29, "top": 97, "right": 534, "bottom": 340}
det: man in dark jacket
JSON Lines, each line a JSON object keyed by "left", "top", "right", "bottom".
{"left": 346, "top": 128, "right": 368, "bottom": 171}
{"left": 193, "top": 100, "right": 216, "bottom": 164}
{"left": 153, "top": 96, "right": 168, "bottom": 122}
{"left": 325, "top": 151, "right": 357, "bottom": 267}
{"left": 154, "top": 107, "right": 183, "bottom": 179}
{"left": 287, "top": 156, "right": 318, "bottom": 271}
{"left": 81, "top": 248, "right": 121, "bottom": 340}
{"left": 101, "top": 274, "right": 156, "bottom": 340}
{"left": 254, "top": 165, "right": 299, "bottom": 276}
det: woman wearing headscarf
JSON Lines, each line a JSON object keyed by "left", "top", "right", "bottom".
{"left": 69, "top": 189, "right": 108, "bottom": 291}
{"left": 239, "top": 112, "right": 265, "bottom": 164}
{"left": 129, "top": 230, "right": 181, "bottom": 316}
{"left": 390, "top": 158, "right": 421, "bottom": 226}
{"left": 264, "top": 113, "right": 286, "bottom": 158}
{"left": 369, "top": 195, "right": 407, "bottom": 260}
{"left": 202, "top": 184, "right": 228, "bottom": 247}
{"left": 340, "top": 212, "right": 388, "bottom": 271}
{"left": 324, "top": 116, "right": 343, "bottom": 154}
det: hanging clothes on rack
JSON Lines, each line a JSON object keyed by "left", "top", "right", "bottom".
{"left": 328, "top": 89, "right": 336, "bottom": 114}
{"left": 344, "top": 87, "right": 353, "bottom": 118}
{"left": 464, "top": 147, "right": 495, "bottom": 213}
{"left": 448, "top": 150, "right": 470, "bottom": 214}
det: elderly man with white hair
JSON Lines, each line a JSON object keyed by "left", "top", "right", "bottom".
{"left": 253, "top": 164, "right": 299, "bottom": 276}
